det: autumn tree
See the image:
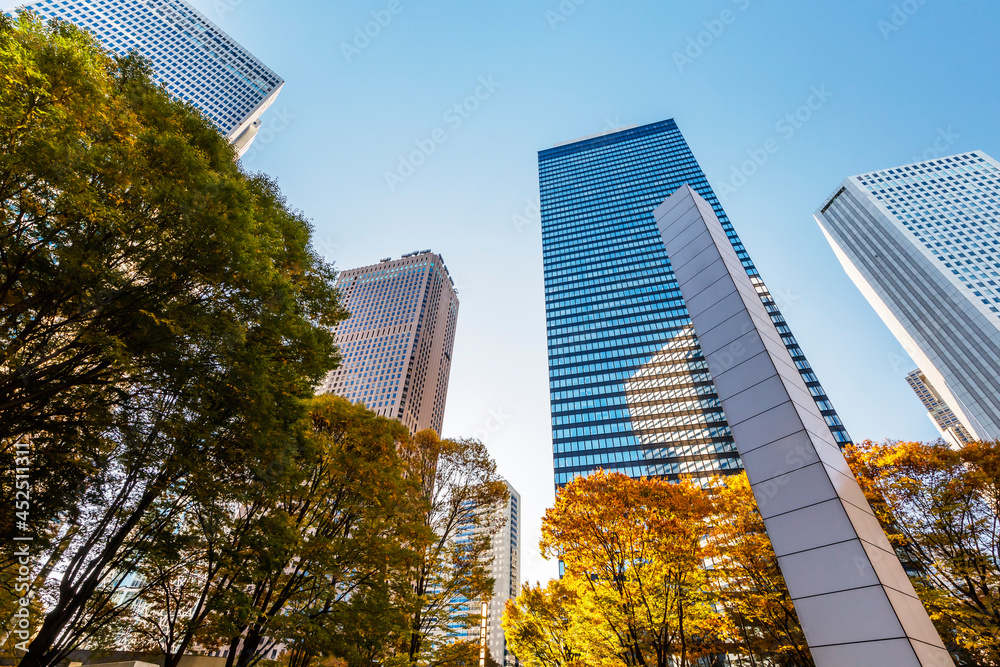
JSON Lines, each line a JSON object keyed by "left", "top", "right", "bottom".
{"left": 401, "top": 432, "right": 509, "bottom": 666}
{"left": 502, "top": 579, "right": 581, "bottom": 667}
{"left": 846, "top": 439, "right": 1000, "bottom": 665}
{"left": 0, "top": 13, "right": 345, "bottom": 666}
{"left": 709, "top": 473, "right": 813, "bottom": 667}
{"left": 541, "top": 471, "right": 723, "bottom": 667}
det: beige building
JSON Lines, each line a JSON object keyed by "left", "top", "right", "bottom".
{"left": 905, "top": 369, "right": 974, "bottom": 447}
{"left": 318, "top": 251, "right": 459, "bottom": 434}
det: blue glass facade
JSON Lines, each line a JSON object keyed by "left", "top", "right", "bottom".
{"left": 541, "top": 120, "right": 850, "bottom": 486}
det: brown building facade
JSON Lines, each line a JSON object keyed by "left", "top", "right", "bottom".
{"left": 318, "top": 251, "right": 459, "bottom": 434}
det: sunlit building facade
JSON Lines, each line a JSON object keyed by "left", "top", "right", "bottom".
{"left": 4, "top": 0, "right": 284, "bottom": 156}
{"left": 317, "top": 251, "right": 459, "bottom": 434}
{"left": 540, "top": 119, "right": 850, "bottom": 487}
{"left": 905, "top": 369, "right": 974, "bottom": 447}
{"left": 816, "top": 151, "right": 1000, "bottom": 442}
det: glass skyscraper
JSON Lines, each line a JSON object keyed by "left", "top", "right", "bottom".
{"left": 4, "top": 0, "right": 284, "bottom": 156}
{"left": 540, "top": 119, "right": 850, "bottom": 486}
{"left": 816, "top": 151, "right": 1000, "bottom": 441}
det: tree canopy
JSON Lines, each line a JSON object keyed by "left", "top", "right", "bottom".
{"left": 846, "top": 439, "right": 1000, "bottom": 665}
{"left": 523, "top": 471, "right": 813, "bottom": 667}
{"left": 0, "top": 13, "right": 346, "bottom": 666}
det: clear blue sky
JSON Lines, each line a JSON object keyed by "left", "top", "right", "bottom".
{"left": 189, "top": 0, "right": 1000, "bottom": 585}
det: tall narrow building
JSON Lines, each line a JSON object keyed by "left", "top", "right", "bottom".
{"left": 816, "top": 151, "right": 1000, "bottom": 442}
{"left": 540, "top": 120, "right": 850, "bottom": 487}
{"left": 3, "top": 0, "right": 284, "bottom": 156}
{"left": 455, "top": 481, "right": 520, "bottom": 667}
{"left": 317, "top": 251, "right": 459, "bottom": 434}
{"left": 905, "top": 369, "right": 974, "bottom": 447}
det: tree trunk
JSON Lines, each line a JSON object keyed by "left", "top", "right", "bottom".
{"left": 17, "top": 475, "right": 168, "bottom": 667}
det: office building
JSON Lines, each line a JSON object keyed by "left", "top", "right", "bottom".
{"left": 816, "top": 151, "right": 1000, "bottom": 442}
{"left": 905, "top": 369, "right": 974, "bottom": 447}
{"left": 317, "top": 251, "right": 459, "bottom": 435}
{"left": 539, "top": 119, "right": 851, "bottom": 487}
{"left": 4, "top": 0, "right": 283, "bottom": 156}
{"left": 485, "top": 482, "right": 519, "bottom": 667}
{"left": 455, "top": 481, "right": 520, "bottom": 667}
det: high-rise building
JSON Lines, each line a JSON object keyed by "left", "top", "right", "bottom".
{"left": 540, "top": 119, "right": 851, "bottom": 487}
{"left": 486, "top": 482, "right": 519, "bottom": 667}
{"left": 3, "top": 0, "right": 283, "bottom": 156}
{"left": 317, "top": 251, "right": 459, "bottom": 435}
{"left": 905, "top": 369, "right": 974, "bottom": 447}
{"left": 815, "top": 151, "right": 1000, "bottom": 442}
{"left": 455, "top": 481, "right": 520, "bottom": 667}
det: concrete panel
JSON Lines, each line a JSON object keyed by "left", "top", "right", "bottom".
{"left": 693, "top": 289, "right": 752, "bottom": 333}
{"left": 884, "top": 586, "right": 951, "bottom": 649}
{"left": 840, "top": 500, "right": 893, "bottom": 552}
{"left": 682, "top": 257, "right": 732, "bottom": 301}
{"left": 670, "top": 227, "right": 716, "bottom": 269}
{"left": 794, "top": 586, "right": 905, "bottom": 645}
{"left": 778, "top": 540, "right": 883, "bottom": 598}
{"left": 655, "top": 202, "right": 700, "bottom": 245}
{"left": 674, "top": 241, "right": 732, "bottom": 286}
{"left": 827, "top": 467, "right": 876, "bottom": 515}
{"left": 753, "top": 462, "right": 838, "bottom": 520}
{"left": 724, "top": 375, "right": 800, "bottom": 429}
{"left": 685, "top": 273, "right": 740, "bottom": 318}
{"left": 710, "top": 349, "right": 779, "bottom": 398}
{"left": 728, "top": 402, "right": 805, "bottom": 453}
{"left": 809, "top": 639, "right": 922, "bottom": 667}
{"left": 763, "top": 499, "right": 857, "bottom": 557}
{"left": 739, "top": 430, "right": 822, "bottom": 486}
{"left": 701, "top": 326, "right": 768, "bottom": 377}
{"left": 860, "top": 539, "right": 922, "bottom": 599}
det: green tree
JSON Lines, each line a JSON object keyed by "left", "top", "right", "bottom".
{"left": 502, "top": 579, "right": 581, "bottom": 667}
{"left": 0, "top": 13, "right": 345, "bottom": 666}
{"left": 846, "top": 439, "right": 1000, "bottom": 666}
{"left": 221, "top": 396, "right": 428, "bottom": 667}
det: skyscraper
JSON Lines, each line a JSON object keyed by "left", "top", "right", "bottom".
{"left": 815, "top": 151, "right": 1000, "bottom": 442}
{"left": 455, "top": 481, "right": 520, "bottom": 667}
{"left": 905, "top": 369, "right": 974, "bottom": 447}
{"left": 485, "top": 482, "right": 519, "bottom": 667}
{"left": 3, "top": 0, "right": 283, "bottom": 156}
{"left": 540, "top": 119, "right": 850, "bottom": 487}
{"left": 317, "top": 251, "right": 459, "bottom": 435}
